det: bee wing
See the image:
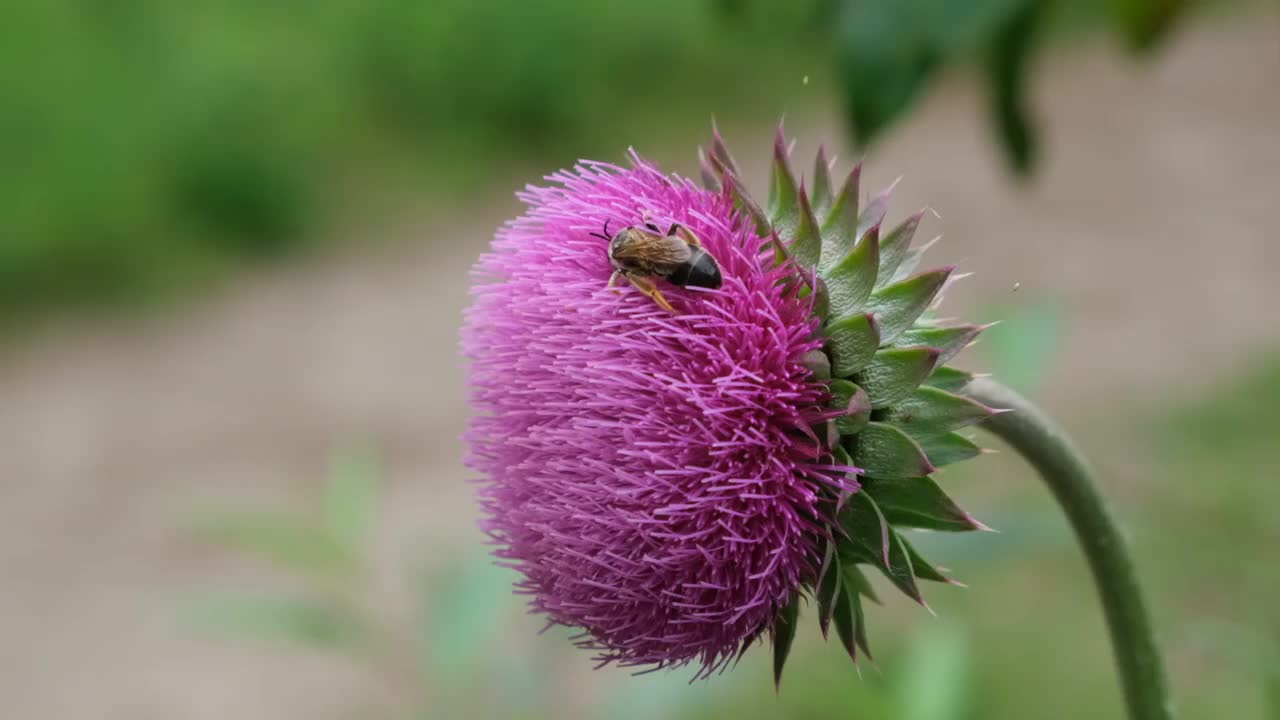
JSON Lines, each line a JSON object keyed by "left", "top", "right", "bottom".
{"left": 612, "top": 233, "right": 693, "bottom": 270}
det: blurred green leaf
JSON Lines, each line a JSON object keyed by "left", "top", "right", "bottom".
{"left": 828, "top": 0, "right": 1201, "bottom": 177}
{"left": 918, "top": 0, "right": 1047, "bottom": 53}
{"left": 894, "top": 621, "right": 972, "bottom": 720}
{"left": 986, "top": 0, "right": 1045, "bottom": 174}
{"left": 836, "top": 0, "right": 941, "bottom": 148}
{"left": 1268, "top": 671, "right": 1280, "bottom": 720}
{"left": 712, "top": 0, "right": 750, "bottom": 21}
{"left": 325, "top": 440, "right": 381, "bottom": 548}
{"left": 1185, "top": 620, "right": 1280, "bottom": 719}
{"left": 909, "top": 506, "right": 1069, "bottom": 571}
{"left": 420, "top": 552, "right": 520, "bottom": 677}
{"left": 1160, "top": 354, "right": 1280, "bottom": 455}
{"left": 834, "top": 0, "right": 1047, "bottom": 151}
{"left": 1110, "top": 0, "right": 1190, "bottom": 51}
{"left": 772, "top": 593, "right": 801, "bottom": 687}
{"left": 608, "top": 670, "right": 703, "bottom": 720}
{"left": 192, "top": 593, "right": 369, "bottom": 651}
{"left": 191, "top": 507, "right": 356, "bottom": 581}
{"left": 3, "top": 0, "right": 830, "bottom": 322}
{"left": 977, "top": 298, "right": 1066, "bottom": 397}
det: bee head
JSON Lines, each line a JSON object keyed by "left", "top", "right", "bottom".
{"left": 593, "top": 221, "right": 637, "bottom": 263}
{"left": 606, "top": 227, "right": 637, "bottom": 262}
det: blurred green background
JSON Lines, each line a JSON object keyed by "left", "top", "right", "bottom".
{"left": 0, "top": 0, "right": 826, "bottom": 323}
{"left": 1, "top": 1, "right": 1277, "bottom": 719}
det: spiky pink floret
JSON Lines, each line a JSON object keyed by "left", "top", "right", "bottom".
{"left": 462, "top": 153, "right": 855, "bottom": 676}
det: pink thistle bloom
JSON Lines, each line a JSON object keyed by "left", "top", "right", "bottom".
{"left": 462, "top": 153, "right": 856, "bottom": 676}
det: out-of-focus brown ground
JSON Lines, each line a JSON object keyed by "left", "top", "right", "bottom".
{"left": 1, "top": 20, "right": 1278, "bottom": 720}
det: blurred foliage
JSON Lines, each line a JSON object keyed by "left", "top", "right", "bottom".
{"left": 190, "top": 441, "right": 380, "bottom": 651}
{"left": 193, "top": 357, "right": 1280, "bottom": 719}
{"left": 0, "top": 0, "right": 1257, "bottom": 323}
{"left": 0, "top": 0, "right": 825, "bottom": 322}
{"left": 1139, "top": 357, "right": 1280, "bottom": 719}
{"left": 975, "top": 297, "right": 1067, "bottom": 397}
{"left": 812, "top": 0, "right": 1204, "bottom": 174}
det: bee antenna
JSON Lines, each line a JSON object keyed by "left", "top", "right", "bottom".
{"left": 589, "top": 219, "right": 612, "bottom": 242}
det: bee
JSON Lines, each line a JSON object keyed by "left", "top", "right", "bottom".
{"left": 590, "top": 219, "right": 723, "bottom": 311}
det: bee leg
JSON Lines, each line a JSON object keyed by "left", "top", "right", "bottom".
{"left": 628, "top": 275, "right": 675, "bottom": 312}
{"left": 641, "top": 212, "right": 662, "bottom": 234}
{"left": 667, "top": 222, "right": 703, "bottom": 248}
{"left": 608, "top": 271, "right": 629, "bottom": 297}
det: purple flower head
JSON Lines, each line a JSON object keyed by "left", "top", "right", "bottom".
{"left": 462, "top": 152, "right": 854, "bottom": 675}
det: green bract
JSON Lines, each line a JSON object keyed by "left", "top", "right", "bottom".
{"left": 702, "top": 125, "right": 999, "bottom": 684}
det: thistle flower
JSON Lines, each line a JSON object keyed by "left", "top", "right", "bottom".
{"left": 462, "top": 126, "right": 998, "bottom": 681}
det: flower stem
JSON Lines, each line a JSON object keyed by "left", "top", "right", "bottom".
{"left": 964, "top": 377, "right": 1174, "bottom": 720}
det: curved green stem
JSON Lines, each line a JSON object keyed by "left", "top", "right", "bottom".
{"left": 964, "top": 377, "right": 1174, "bottom": 720}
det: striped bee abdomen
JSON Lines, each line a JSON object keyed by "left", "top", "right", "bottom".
{"left": 667, "top": 247, "right": 723, "bottom": 289}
